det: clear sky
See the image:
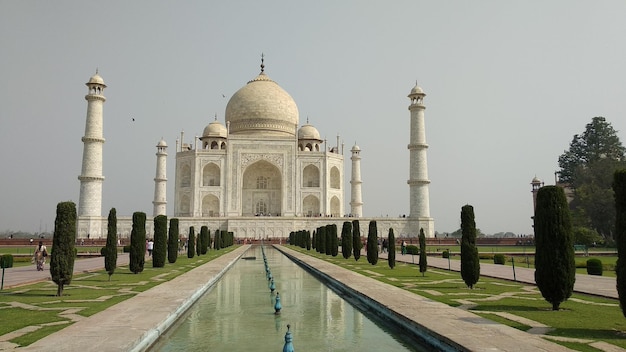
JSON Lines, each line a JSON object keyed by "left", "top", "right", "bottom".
{"left": 1, "top": 1, "right": 625, "bottom": 236}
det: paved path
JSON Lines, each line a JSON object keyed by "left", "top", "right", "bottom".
{"left": 1, "top": 254, "right": 130, "bottom": 289}
{"left": 381, "top": 252, "right": 618, "bottom": 299}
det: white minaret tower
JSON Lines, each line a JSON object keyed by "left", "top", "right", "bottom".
{"left": 78, "top": 71, "right": 106, "bottom": 237}
{"left": 407, "top": 82, "right": 431, "bottom": 220}
{"left": 153, "top": 138, "right": 168, "bottom": 216}
{"left": 350, "top": 143, "right": 363, "bottom": 217}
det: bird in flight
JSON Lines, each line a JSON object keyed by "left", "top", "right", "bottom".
{"left": 222, "top": 94, "right": 226, "bottom": 98}
{"left": 132, "top": 117, "right": 135, "bottom": 121}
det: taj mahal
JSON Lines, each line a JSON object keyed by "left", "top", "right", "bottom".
{"left": 76, "top": 59, "right": 434, "bottom": 239}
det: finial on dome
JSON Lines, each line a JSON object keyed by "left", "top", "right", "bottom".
{"left": 260, "top": 53, "right": 265, "bottom": 73}
{"left": 306, "top": 116, "right": 309, "bottom": 124}
{"left": 214, "top": 113, "right": 218, "bottom": 121}
{"left": 96, "top": 68, "right": 99, "bottom": 74}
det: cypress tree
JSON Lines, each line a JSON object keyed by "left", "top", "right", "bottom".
{"left": 460, "top": 205, "right": 480, "bottom": 289}
{"left": 200, "top": 226, "right": 209, "bottom": 254}
{"left": 330, "top": 224, "right": 339, "bottom": 257}
{"left": 352, "top": 220, "right": 362, "bottom": 261}
{"left": 388, "top": 228, "right": 396, "bottom": 269}
{"left": 615, "top": 169, "right": 626, "bottom": 317}
{"left": 104, "top": 208, "right": 117, "bottom": 281}
{"left": 306, "top": 230, "right": 311, "bottom": 250}
{"left": 312, "top": 230, "right": 316, "bottom": 250}
{"left": 318, "top": 226, "right": 326, "bottom": 254}
{"left": 50, "top": 201, "right": 77, "bottom": 296}
{"left": 341, "top": 221, "right": 353, "bottom": 259}
{"left": 152, "top": 215, "right": 167, "bottom": 267}
{"left": 129, "top": 212, "right": 146, "bottom": 274}
{"left": 214, "top": 229, "right": 221, "bottom": 250}
{"left": 167, "top": 218, "right": 179, "bottom": 264}
{"left": 367, "top": 221, "right": 379, "bottom": 265}
{"left": 188, "top": 227, "right": 196, "bottom": 258}
{"left": 325, "top": 225, "right": 333, "bottom": 255}
{"left": 196, "top": 232, "right": 201, "bottom": 256}
{"left": 534, "top": 186, "right": 576, "bottom": 310}
{"left": 419, "top": 228, "right": 427, "bottom": 277}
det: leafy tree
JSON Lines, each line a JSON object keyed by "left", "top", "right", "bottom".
{"left": 534, "top": 186, "right": 576, "bottom": 310}
{"left": 558, "top": 117, "right": 626, "bottom": 238}
{"left": 50, "top": 201, "right": 77, "bottom": 296}
{"left": 387, "top": 228, "right": 396, "bottom": 269}
{"left": 129, "top": 212, "right": 146, "bottom": 274}
{"left": 104, "top": 208, "right": 117, "bottom": 281}
{"left": 572, "top": 227, "right": 603, "bottom": 247}
{"left": 614, "top": 169, "right": 626, "bottom": 317}
{"left": 419, "top": 228, "right": 427, "bottom": 276}
{"left": 152, "top": 215, "right": 167, "bottom": 267}
{"left": 167, "top": 218, "right": 179, "bottom": 264}
{"left": 341, "top": 222, "right": 353, "bottom": 259}
{"left": 367, "top": 221, "right": 379, "bottom": 265}
{"left": 188, "top": 227, "right": 195, "bottom": 258}
{"left": 460, "top": 205, "right": 480, "bottom": 289}
{"left": 352, "top": 220, "right": 362, "bottom": 261}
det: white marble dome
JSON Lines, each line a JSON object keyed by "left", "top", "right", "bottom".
{"left": 87, "top": 72, "right": 106, "bottom": 86}
{"left": 298, "top": 124, "right": 321, "bottom": 140}
{"left": 203, "top": 120, "right": 228, "bottom": 138}
{"left": 225, "top": 72, "right": 299, "bottom": 136}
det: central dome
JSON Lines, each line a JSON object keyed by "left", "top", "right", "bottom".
{"left": 225, "top": 72, "right": 299, "bottom": 136}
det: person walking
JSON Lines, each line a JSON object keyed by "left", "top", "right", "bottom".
{"left": 33, "top": 241, "right": 48, "bottom": 271}
{"left": 147, "top": 239, "right": 154, "bottom": 257}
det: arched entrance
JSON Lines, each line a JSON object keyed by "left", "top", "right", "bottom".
{"left": 242, "top": 160, "right": 282, "bottom": 216}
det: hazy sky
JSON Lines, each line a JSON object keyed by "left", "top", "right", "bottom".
{"left": 1, "top": 1, "right": 625, "bottom": 235}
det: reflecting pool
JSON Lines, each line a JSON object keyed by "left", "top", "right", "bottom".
{"left": 153, "top": 246, "right": 425, "bottom": 351}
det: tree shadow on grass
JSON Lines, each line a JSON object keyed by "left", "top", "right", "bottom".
{"left": 550, "top": 327, "right": 626, "bottom": 341}
{"left": 472, "top": 304, "right": 545, "bottom": 312}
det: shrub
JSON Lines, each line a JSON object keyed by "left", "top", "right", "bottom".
{"left": 419, "top": 228, "right": 427, "bottom": 276}
{"left": 0, "top": 254, "right": 14, "bottom": 269}
{"left": 341, "top": 222, "right": 352, "bottom": 259}
{"left": 50, "top": 201, "right": 77, "bottom": 296}
{"left": 123, "top": 245, "right": 131, "bottom": 253}
{"left": 167, "top": 219, "right": 179, "bottom": 264}
{"left": 406, "top": 245, "right": 419, "bottom": 255}
{"left": 461, "top": 204, "right": 480, "bottom": 289}
{"left": 493, "top": 254, "right": 506, "bottom": 265}
{"left": 188, "top": 227, "right": 195, "bottom": 258}
{"left": 442, "top": 250, "right": 450, "bottom": 258}
{"left": 100, "top": 247, "right": 106, "bottom": 256}
{"left": 366, "top": 221, "right": 379, "bottom": 265}
{"left": 352, "top": 220, "right": 362, "bottom": 261}
{"left": 586, "top": 258, "right": 603, "bottom": 276}
{"left": 388, "top": 228, "right": 396, "bottom": 269}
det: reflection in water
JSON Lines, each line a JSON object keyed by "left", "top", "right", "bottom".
{"left": 155, "top": 246, "right": 421, "bottom": 352}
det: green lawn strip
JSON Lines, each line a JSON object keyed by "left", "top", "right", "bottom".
{"left": 0, "top": 246, "right": 236, "bottom": 346}
{"left": 289, "top": 246, "right": 626, "bottom": 350}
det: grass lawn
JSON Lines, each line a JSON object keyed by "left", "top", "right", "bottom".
{"left": 289, "top": 246, "right": 626, "bottom": 352}
{"left": 0, "top": 246, "right": 236, "bottom": 347}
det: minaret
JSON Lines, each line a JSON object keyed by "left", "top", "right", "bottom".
{"left": 531, "top": 176, "right": 544, "bottom": 212}
{"left": 78, "top": 71, "right": 106, "bottom": 236}
{"left": 407, "top": 82, "right": 431, "bottom": 219}
{"left": 153, "top": 138, "right": 168, "bottom": 216}
{"left": 350, "top": 143, "right": 363, "bottom": 217}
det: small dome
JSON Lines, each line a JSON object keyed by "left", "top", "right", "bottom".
{"left": 203, "top": 120, "right": 228, "bottom": 138}
{"left": 87, "top": 72, "right": 106, "bottom": 86}
{"left": 298, "top": 124, "right": 321, "bottom": 140}
{"left": 531, "top": 176, "right": 542, "bottom": 184}
{"left": 351, "top": 144, "right": 361, "bottom": 151}
{"left": 156, "top": 138, "right": 167, "bottom": 147}
{"left": 409, "top": 83, "right": 425, "bottom": 96}
{"left": 225, "top": 72, "right": 299, "bottom": 136}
